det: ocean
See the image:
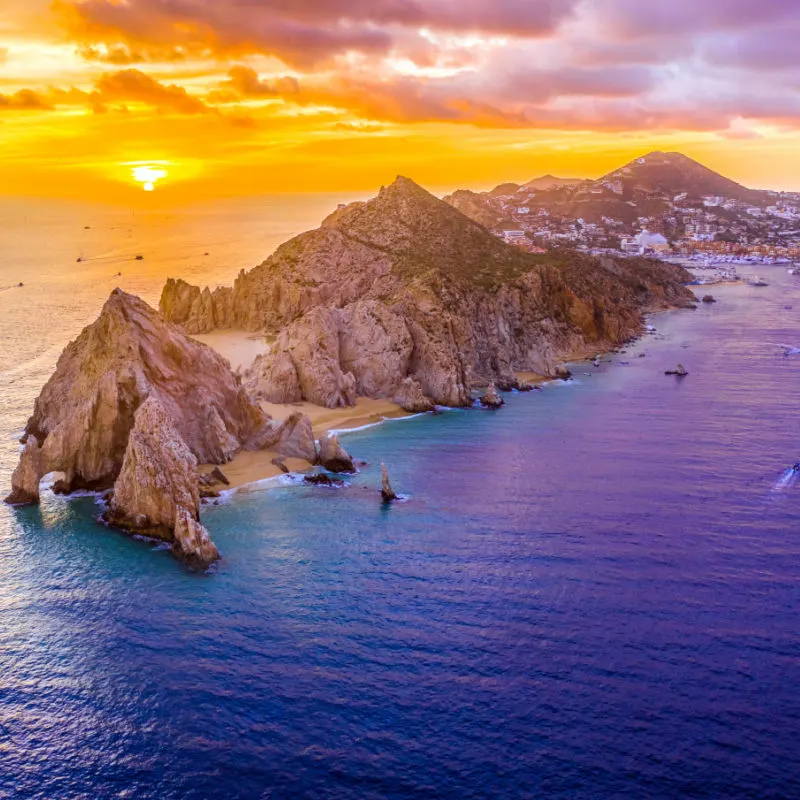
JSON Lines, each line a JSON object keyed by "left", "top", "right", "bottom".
{"left": 1, "top": 199, "right": 800, "bottom": 799}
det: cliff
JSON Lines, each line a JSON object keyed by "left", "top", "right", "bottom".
{"left": 8, "top": 289, "right": 264, "bottom": 503}
{"left": 107, "top": 396, "right": 220, "bottom": 569}
{"left": 161, "top": 177, "right": 694, "bottom": 409}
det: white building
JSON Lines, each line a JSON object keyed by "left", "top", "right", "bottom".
{"left": 623, "top": 230, "right": 670, "bottom": 254}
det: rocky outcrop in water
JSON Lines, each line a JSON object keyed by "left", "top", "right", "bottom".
{"left": 3, "top": 289, "right": 319, "bottom": 568}
{"left": 106, "top": 396, "right": 220, "bottom": 569}
{"left": 381, "top": 463, "right": 398, "bottom": 503}
{"left": 5, "top": 289, "right": 265, "bottom": 506}
{"left": 480, "top": 384, "right": 504, "bottom": 409}
{"left": 161, "top": 178, "right": 693, "bottom": 412}
{"left": 318, "top": 434, "right": 355, "bottom": 473}
{"left": 5, "top": 436, "right": 44, "bottom": 506}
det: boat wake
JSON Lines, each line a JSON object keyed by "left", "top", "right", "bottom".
{"left": 772, "top": 468, "right": 799, "bottom": 492}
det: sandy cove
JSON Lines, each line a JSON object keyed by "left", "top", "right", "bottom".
{"left": 193, "top": 330, "right": 553, "bottom": 489}
{"left": 210, "top": 398, "right": 413, "bottom": 489}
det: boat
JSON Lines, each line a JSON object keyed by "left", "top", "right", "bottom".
{"left": 665, "top": 364, "right": 689, "bottom": 377}
{"left": 747, "top": 277, "right": 769, "bottom": 287}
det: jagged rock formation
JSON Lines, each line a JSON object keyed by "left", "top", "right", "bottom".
{"left": 161, "top": 177, "right": 693, "bottom": 410}
{"left": 392, "top": 377, "right": 435, "bottom": 413}
{"left": 381, "top": 463, "right": 398, "bottom": 503}
{"left": 5, "top": 436, "right": 43, "bottom": 506}
{"left": 6, "top": 289, "right": 265, "bottom": 504}
{"left": 318, "top": 434, "right": 355, "bottom": 473}
{"left": 480, "top": 384, "right": 504, "bottom": 409}
{"left": 106, "top": 396, "right": 219, "bottom": 569}
{"left": 4, "top": 289, "right": 319, "bottom": 568}
{"left": 249, "top": 411, "right": 317, "bottom": 463}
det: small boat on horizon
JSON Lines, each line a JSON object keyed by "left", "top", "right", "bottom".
{"left": 747, "top": 277, "right": 769, "bottom": 287}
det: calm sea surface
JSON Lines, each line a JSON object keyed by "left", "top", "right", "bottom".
{"left": 1, "top": 199, "right": 800, "bottom": 799}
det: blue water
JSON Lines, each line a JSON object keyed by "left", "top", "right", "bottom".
{"left": 2, "top": 272, "right": 800, "bottom": 798}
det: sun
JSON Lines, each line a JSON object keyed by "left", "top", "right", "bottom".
{"left": 129, "top": 163, "right": 169, "bottom": 192}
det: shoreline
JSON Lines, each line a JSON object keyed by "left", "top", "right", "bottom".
{"left": 202, "top": 397, "right": 415, "bottom": 489}
{"left": 197, "top": 298, "right": 694, "bottom": 492}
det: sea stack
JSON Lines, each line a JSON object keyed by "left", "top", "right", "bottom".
{"left": 480, "top": 383, "right": 504, "bottom": 409}
{"left": 317, "top": 434, "right": 355, "bottom": 473}
{"left": 381, "top": 463, "right": 398, "bottom": 503}
{"left": 106, "top": 396, "right": 220, "bottom": 569}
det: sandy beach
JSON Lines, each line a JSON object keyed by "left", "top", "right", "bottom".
{"left": 195, "top": 332, "right": 613, "bottom": 489}
{"left": 203, "top": 397, "right": 413, "bottom": 489}
{"left": 192, "top": 330, "right": 270, "bottom": 371}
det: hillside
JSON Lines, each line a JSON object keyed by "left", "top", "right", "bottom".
{"left": 161, "top": 177, "right": 693, "bottom": 408}
{"left": 442, "top": 151, "right": 775, "bottom": 244}
{"left": 523, "top": 175, "right": 588, "bottom": 191}
{"left": 601, "top": 151, "right": 765, "bottom": 203}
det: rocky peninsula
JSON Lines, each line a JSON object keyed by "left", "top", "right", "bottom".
{"left": 4, "top": 289, "right": 334, "bottom": 569}
{"left": 161, "top": 177, "right": 694, "bottom": 410}
{"left": 6, "top": 177, "right": 694, "bottom": 570}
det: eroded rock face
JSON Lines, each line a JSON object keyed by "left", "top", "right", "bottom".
{"left": 249, "top": 411, "right": 318, "bottom": 463}
{"left": 6, "top": 289, "right": 265, "bottom": 504}
{"left": 173, "top": 508, "right": 220, "bottom": 570}
{"left": 318, "top": 434, "right": 355, "bottom": 473}
{"left": 5, "top": 436, "right": 43, "bottom": 505}
{"left": 161, "top": 177, "right": 694, "bottom": 409}
{"left": 392, "top": 378, "right": 435, "bottom": 413}
{"left": 107, "top": 396, "right": 220, "bottom": 569}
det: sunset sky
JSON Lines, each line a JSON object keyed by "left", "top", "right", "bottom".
{"left": 2, "top": 0, "right": 799, "bottom": 202}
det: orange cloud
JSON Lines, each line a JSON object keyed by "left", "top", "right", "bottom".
{"left": 0, "top": 89, "right": 53, "bottom": 111}
{"left": 54, "top": 0, "right": 577, "bottom": 66}
{"left": 93, "top": 68, "right": 212, "bottom": 114}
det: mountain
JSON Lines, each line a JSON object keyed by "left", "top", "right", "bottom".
{"left": 442, "top": 151, "right": 771, "bottom": 234}
{"left": 161, "top": 177, "right": 693, "bottom": 408}
{"left": 600, "top": 151, "right": 764, "bottom": 203}
{"left": 523, "top": 175, "right": 588, "bottom": 191}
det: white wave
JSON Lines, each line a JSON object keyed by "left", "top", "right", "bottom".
{"left": 327, "top": 420, "right": 386, "bottom": 436}
{"left": 329, "top": 412, "right": 427, "bottom": 437}
{"left": 772, "top": 468, "right": 799, "bottom": 492}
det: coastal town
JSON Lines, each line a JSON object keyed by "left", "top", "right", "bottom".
{"left": 445, "top": 151, "right": 800, "bottom": 264}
